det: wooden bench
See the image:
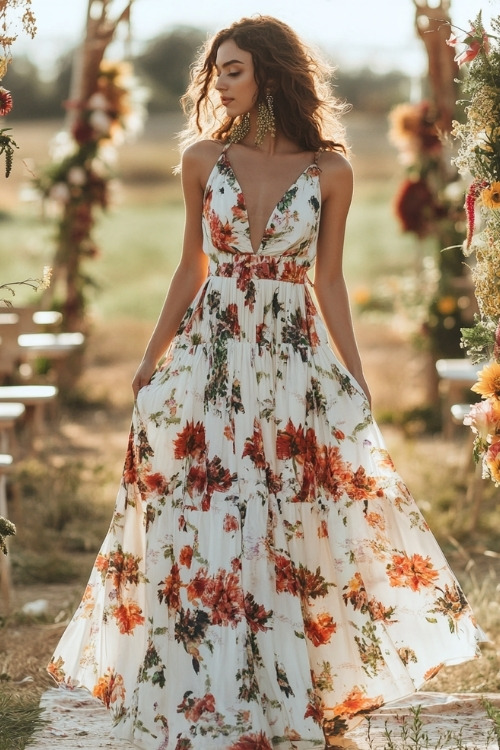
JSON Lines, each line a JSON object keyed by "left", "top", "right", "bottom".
{"left": 435, "top": 359, "right": 482, "bottom": 438}
{"left": 0, "top": 385, "right": 58, "bottom": 438}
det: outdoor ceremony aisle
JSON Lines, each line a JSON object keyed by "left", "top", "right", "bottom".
{"left": 27, "top": 688, "right": 500, "bottom": 749}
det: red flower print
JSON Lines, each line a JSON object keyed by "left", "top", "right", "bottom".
{"left": 281, "top": 260, "right": 306, "bottom": 283}
{"left": 158, "top": 563, "right": 182, "bottom": 611}
{"left": 304, "top": 612, "right": 337, "bottom": 646}
{"left": 265, "top": 466, "right": 283, "bottom": 494}
{"left": 112, "top": 600, "right": 145, "bottom": 634}
{"left": 232, "top": 192, "right": 246, "bottom": 221}
{"left": 207, "top": 570, "right": 244, "bottom": 627}
{"left": 179, "top": 545, "right": 193, "bottom": 568}
{"left": 304, "top": 694, "right": 324, "bottom": 725}
{"left": 123, "top": 430, "right": 137, "bottom": 484}
{"left": 387, "top": 553, "right": 439, "bottom": 591}
{"left": 186, "top": 568, "right": 210, "bottom": 605}
{"left": 274, "top": 553, "right": 299, "bottom": 596}
{"left": 229, "top": 731, "right": 273, "bottom": 750}
{"left": 144, "top": 471, "right": 168, "bottom": 494}
{"left": 254, "top": 258, "right": 279, "bottom": 279}
{"left": 0, "top": 87, "right": 13, "bottom": 116}
{"left": 174, "top": 421, "right": 206, "bottom": 460}
{"left": 186, "top": 463, "right": 206, "bottom": 497}
{"left": 92, "top": 668, "right": 125, "bottom": 708}
{"left": 206, "top": 455, "right": 236, "bottom": 495}
{"left": 177, "top": 691, "right": 216, "bottom": 722}
{"left": 242, "top": 418, "right": 267, "bottom": 469}
{"left": 223, "top": 513, "right": 239, "bottom": 532}
{"left": 276, "top": 419, "right": 307, "bottom": 461}
{"left": 244, "top": 592, "right": 272, "bottom": 632}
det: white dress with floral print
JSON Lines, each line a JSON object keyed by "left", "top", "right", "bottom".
{"left": 49, "top": 144, "right": 483, "bottom": 750}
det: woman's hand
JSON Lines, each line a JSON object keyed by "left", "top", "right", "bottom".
{"left": 132, "top": 358, "right": 157, "bottom": 400}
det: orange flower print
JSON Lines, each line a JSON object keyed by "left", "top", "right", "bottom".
{"left": 343, "top": 572, "right": 368, "bottom": 611}
{"left": 179, "top": 545, "right": 193, "bottom": 568}
{"left": 229, "top": 731, "right": 273, "bottom": 749}
{"left": 332, "top": 687, "right": 384, "bottom": 718}
{"left": 92, "top": 668, "right": 125, "bottom": 708}
{"left": 304, "top": 612, "right": 337, "bottom": 646}
{"left": 158, "top": 563, "right": 182, "bottom": 611}
{"left": 387, "top": 553, "right": 439, "bottom": 591}
{"left": 365, "top": 511, "right": 385, "bottom": 530}
{"left": 173, "top": 420, "right": 206, "bottom": 460}
{"left": 318, "top": 519, "right": 329, "bottom": 538}
{"left": 112, "top": 600, "right": 145, "bottom": 634}
{"left": 47, "top": 655, "right": 65, "bottom": 682}
{"left": 424, "top": 663, "right": 443, "bottom": 681}
{"left": 208, "top": 209, "right": 238, "bottom": 253}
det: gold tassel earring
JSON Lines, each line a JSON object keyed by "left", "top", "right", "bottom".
{"left": 229, "top": 113, "right": 250, "bottom": 143}
{"left": 255, "top": 92, "right": 276, "bottom": 146}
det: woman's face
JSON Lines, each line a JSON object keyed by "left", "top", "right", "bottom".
{"left": 214, "top": 39, "right": 259, "bottom": 118}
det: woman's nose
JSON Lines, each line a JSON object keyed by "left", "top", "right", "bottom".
{"left": 215, "top": 76, "right": 226, "bottom": 91}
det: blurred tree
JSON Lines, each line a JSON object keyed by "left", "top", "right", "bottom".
{"left": 135, "top": 26, "right": 206, "bottom": 112}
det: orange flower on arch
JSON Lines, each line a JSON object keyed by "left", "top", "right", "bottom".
{"left": 387, "top": 552, "right": 439, "bottom": 591}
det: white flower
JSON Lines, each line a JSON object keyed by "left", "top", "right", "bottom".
{"left": 49, "top": 182, "right": 71, "bottom": 203}
{"left": 67, "top": 166, "right": 87, "bottom": 185}
{"left": 89, "top": 109, "right": 112, "bottom": 136}
{"left": 87, "top": 92, "right": 109, "bottom": 110}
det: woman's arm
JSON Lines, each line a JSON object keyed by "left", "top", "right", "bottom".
{"left": 314, "top": 152, "right": 371, "bottom": 406}
{"left": 132, "top": 142, "right": 215, "bottom": 397}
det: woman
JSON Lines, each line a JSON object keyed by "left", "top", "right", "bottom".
{"left": 49, "top": 16, "right": 483, "bottom": 750}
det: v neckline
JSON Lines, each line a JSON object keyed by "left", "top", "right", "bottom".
{"left": 221, "top": 150, "right": 318, "bottom": 255}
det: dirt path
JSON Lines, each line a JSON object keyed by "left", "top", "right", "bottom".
{"left": 28, "top": 688, "right": 500, "bottom": 749}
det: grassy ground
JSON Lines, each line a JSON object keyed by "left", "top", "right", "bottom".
{"left": 0, "top": 113, "right": 499, "bottom": 739}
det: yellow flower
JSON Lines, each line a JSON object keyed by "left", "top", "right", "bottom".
{"left": 481, "top": 182, "right": 500, "bottom": 209}
{"left": 471, "top": 361, "right": 500, "bottom": 400}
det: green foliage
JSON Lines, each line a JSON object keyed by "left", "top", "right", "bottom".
{"left": 461, "top": 316, "right": 496, "bottom": 363}
{"left": 0, "top": 128, "right": 18, "bottom": 177}
{"left": 0, "top": 516, "right": 15, "bottom": 555}
{"left": 0, "top": 691, "right": 47, "bottom": 750}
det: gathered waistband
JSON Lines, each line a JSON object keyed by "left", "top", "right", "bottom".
{"left": 210, "top": 254, "right": 310, "bottom": 284}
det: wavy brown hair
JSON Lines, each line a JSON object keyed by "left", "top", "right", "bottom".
{"left": 178, "top": 15, "right": 350, "bottom": 156}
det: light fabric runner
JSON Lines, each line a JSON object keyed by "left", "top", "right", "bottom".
{"left": 29, "top": 688, "right": 500, "bottom": 749}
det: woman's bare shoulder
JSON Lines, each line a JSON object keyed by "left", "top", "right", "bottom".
{"left": 182, "top": 139, "right": 225, "bottom": 166}
{"left": 318, "top": 149, "right": 352, "bottom": 179}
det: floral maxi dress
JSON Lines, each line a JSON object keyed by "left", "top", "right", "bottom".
{"left": 49, "top": 144, "right": 483, "bottom": 750}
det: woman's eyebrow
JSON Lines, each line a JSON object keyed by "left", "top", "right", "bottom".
{"left": 216, "top": 59, "right": 245, "bottom": 71}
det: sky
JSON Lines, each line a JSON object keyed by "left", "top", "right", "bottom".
{"left": 17, "top": 0, "right": 496, "bottom": 76}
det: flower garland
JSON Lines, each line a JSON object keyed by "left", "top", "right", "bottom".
{"left": 450, "top": 12, "right": 500, "bottom": 484}
{"left": 0, "top": 0, "right": 36, "bottom": 175}
{"left": 36, "top": 60, "right": 147, "bottom": 327}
